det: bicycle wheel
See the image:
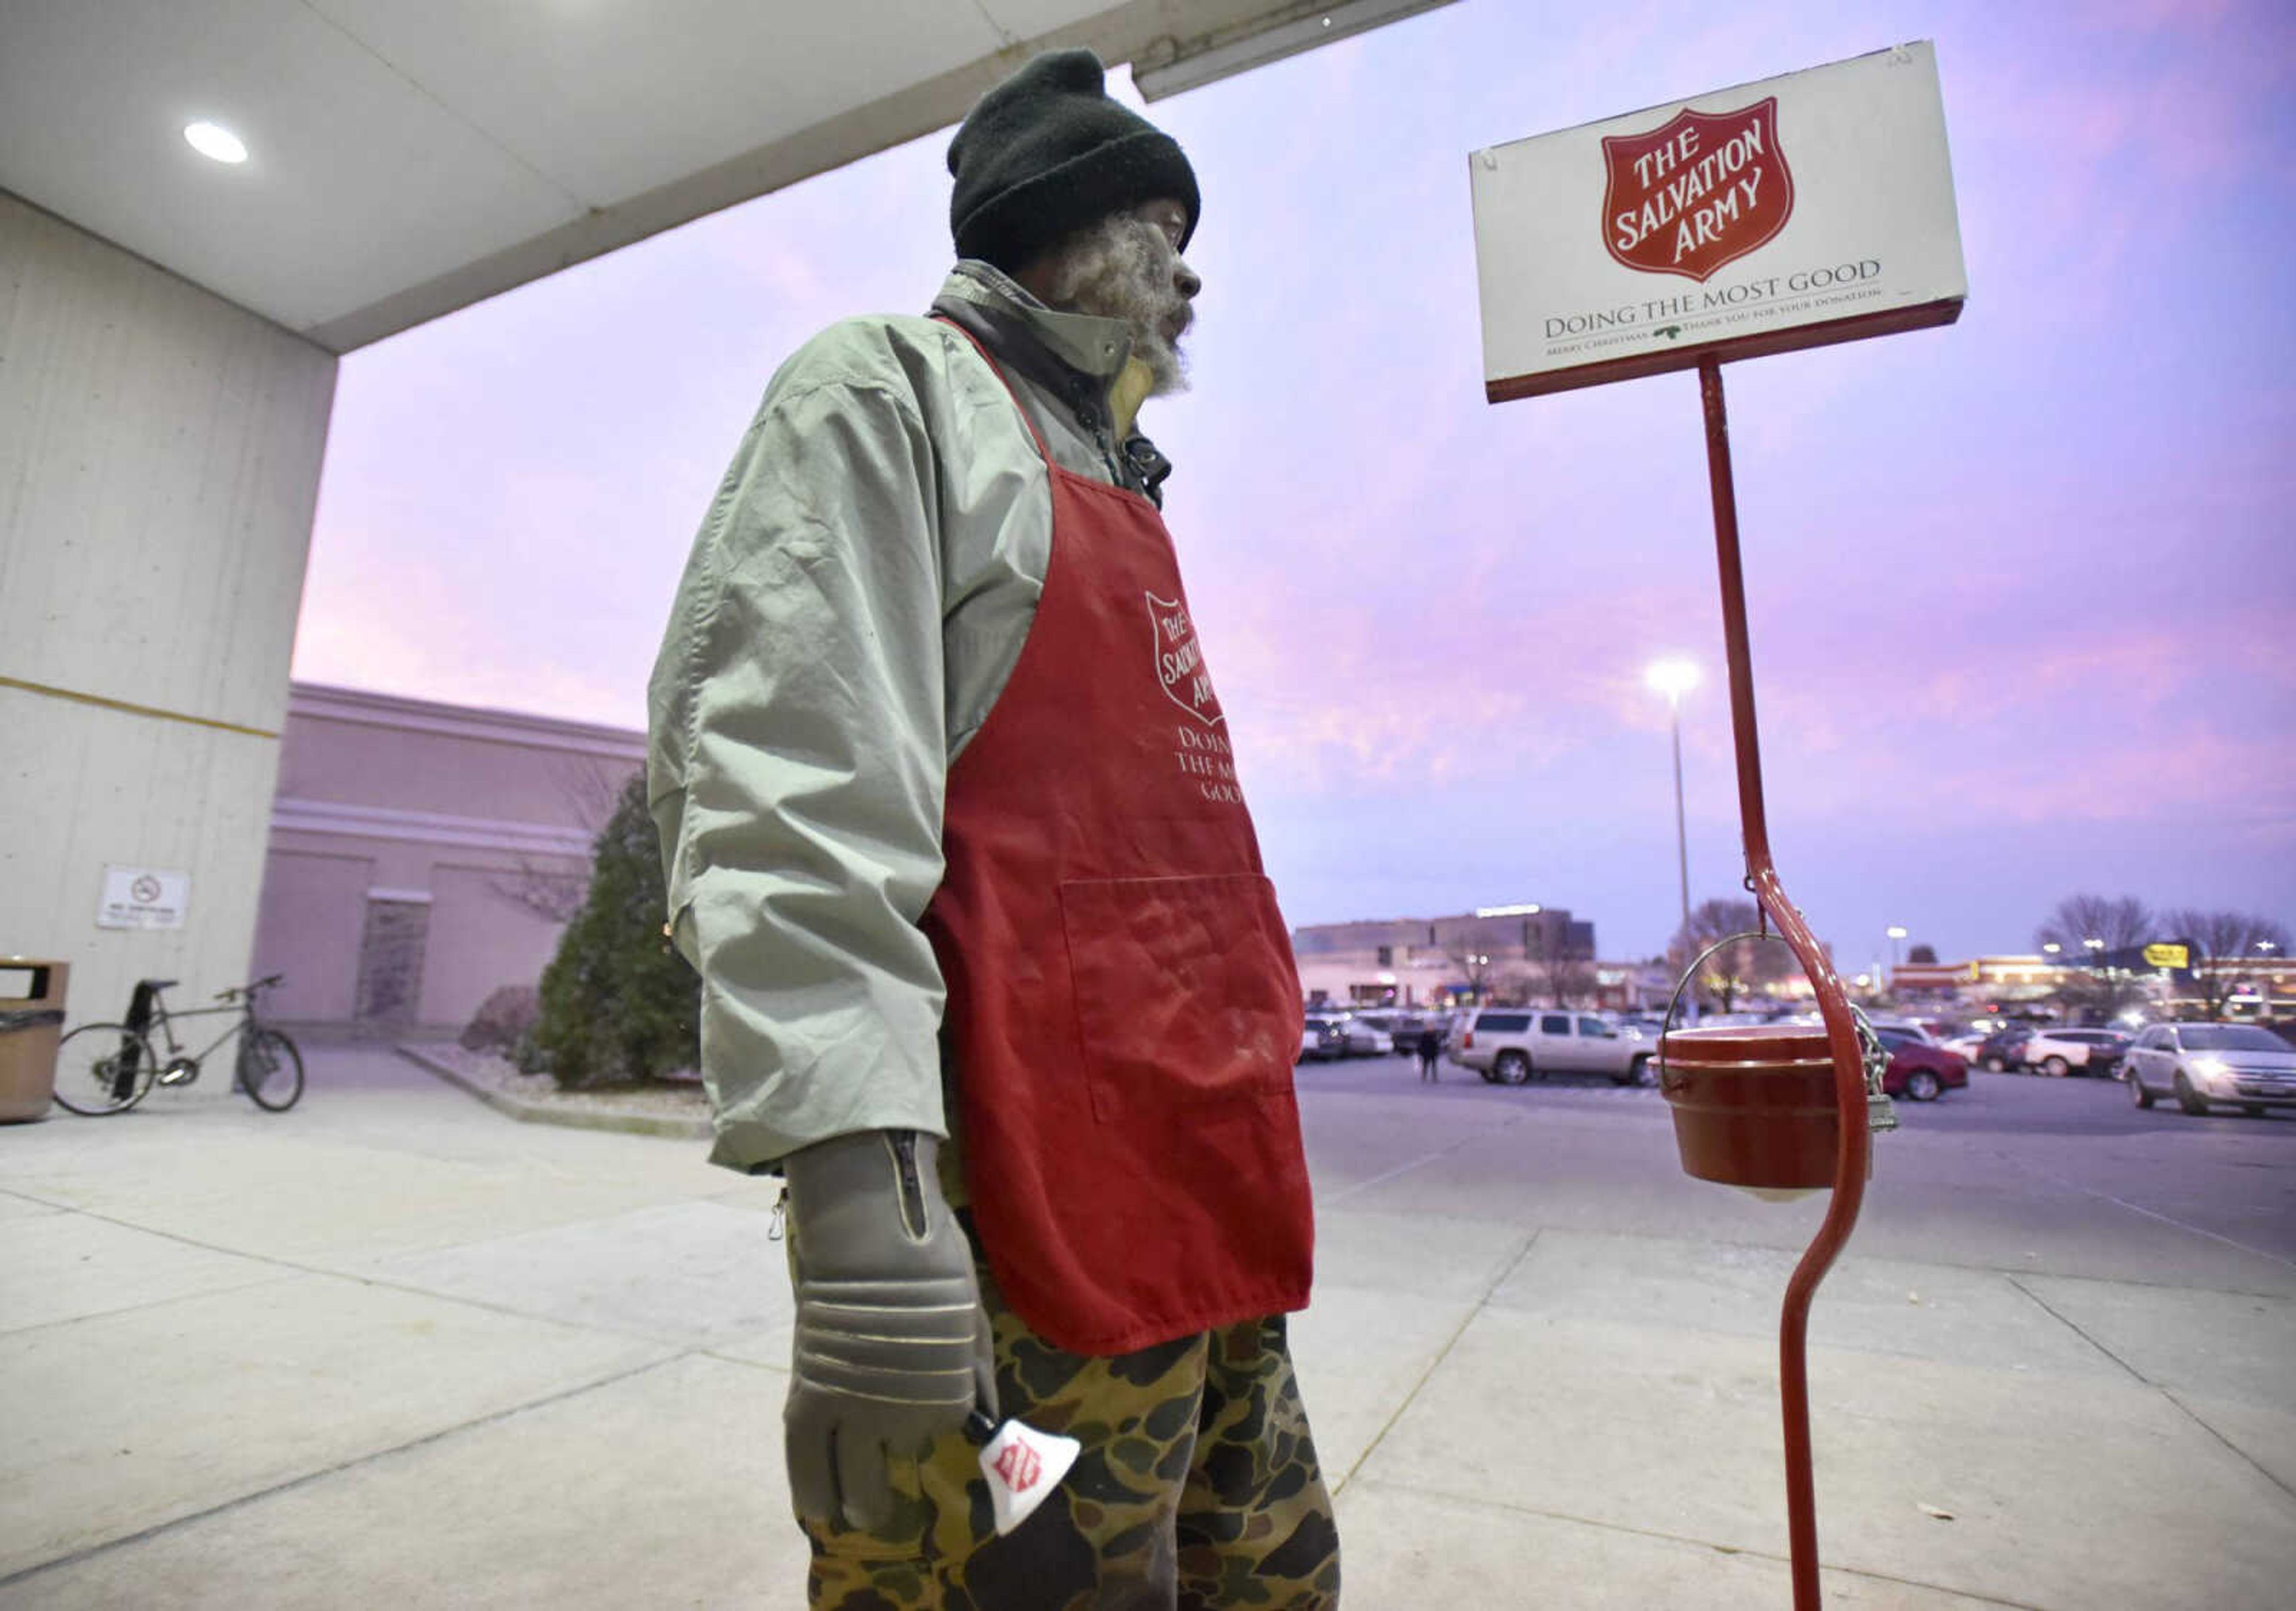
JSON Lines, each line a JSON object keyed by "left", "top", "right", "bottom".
{"left": 237, "top": 1027, "right": 305, "bottom": 1112}
{"left": 51, "top": 1023, "right": 159, "bottom": 1115}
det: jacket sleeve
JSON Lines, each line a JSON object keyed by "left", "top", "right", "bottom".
{"left": 648, "top": 360, "right": 951, "bottom": 1172}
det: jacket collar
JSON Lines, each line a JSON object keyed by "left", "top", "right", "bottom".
{"left": 931, "top": 262, "right": 1175, "bottom": 503}
{"left": 936, "top": 261, "right": 1133, "bottom": 379}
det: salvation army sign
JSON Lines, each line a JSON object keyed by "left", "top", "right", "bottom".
{"left": 1603, "top": 99, "right": 1792, "bottom": 282}
{"left": 1471, "top": 42, "right": 1966, "bottom": 399}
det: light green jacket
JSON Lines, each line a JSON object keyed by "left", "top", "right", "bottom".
{"left": 647, "top": 263, "right": 1171, "bottom": 1171}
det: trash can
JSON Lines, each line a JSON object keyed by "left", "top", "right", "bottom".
{"left": 0, "top": 958, "right": 69, "bottom": 1123}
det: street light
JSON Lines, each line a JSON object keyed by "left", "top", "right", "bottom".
{"left": 1645, "top": 658, "right": 1699, "bottom": 952}
{"left": 1880, "top": 924, "right": 1908, "bottom": 1002}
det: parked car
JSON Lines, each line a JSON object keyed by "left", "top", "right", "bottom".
{"left": 1352, "top": 1010, "right": 1428, "bottom": 1053}
{"left": 1940, "top": 1031, "right": 1991, "bottom": 1062}
{"left": 1449, "top": 1009, "right": 1653, "bottom": 1086}
{"left": 1341, "top": 1013, "right": 1389, "bottom": 1056}
{"left": 1372, "top": 1012, "right": 1433, "bottom": 1054}
{"left": 2020, "top": 1026, "right": 2130, "bottom": 1078}
{"left": 1872, "top": 1027, "right": 1968, "bottom": 1102}
{"left": 1305, "top": 1011, "right": 1384, "bottom": 1057}
{"left": 1298, "top": 1017, "right": 1347, "bottom": 1062}
{"left": 1348, "top": 1010, "right": 1394, "bottom": 1044}
{"left": 2123, "top": 1023, "right": 2296, "bottom": 1116}
{"left": 1974, "top": 1026, "right": 2037, "bottom": 1072}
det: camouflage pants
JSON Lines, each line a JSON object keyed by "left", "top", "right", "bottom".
{"left": 801, "top": 1222, "right": 1341, "bottom": 1610}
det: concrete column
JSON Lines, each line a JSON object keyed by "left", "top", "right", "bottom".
{"left": 1, "top": 190, "right": 337, "bottom": 1041}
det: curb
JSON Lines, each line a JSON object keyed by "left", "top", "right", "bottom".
{"left": 394, "top": 1044, "right": 713, "bottom": 1141}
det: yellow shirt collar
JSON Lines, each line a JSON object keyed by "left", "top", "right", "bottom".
{"left": 1109, "top": 357, "right": 1155, "bottom": 441}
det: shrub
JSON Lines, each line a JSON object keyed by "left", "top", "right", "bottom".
{"left": 460, "top": 984, "right": 540, "bottom": 1056}
{"left": 531, "top": 772, "right": 700, "bottom": 1088}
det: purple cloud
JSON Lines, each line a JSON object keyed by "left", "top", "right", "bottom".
{"left": 297, "top": 0, "right": 2296, "bottom": 963}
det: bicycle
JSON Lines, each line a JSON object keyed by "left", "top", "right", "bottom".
{"left": 52, "top": 974, "right": 304, "bottom": 1115}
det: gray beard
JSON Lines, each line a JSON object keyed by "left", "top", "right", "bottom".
{"left": 1042, "top": 216, "right": 1192, "bottom": 397}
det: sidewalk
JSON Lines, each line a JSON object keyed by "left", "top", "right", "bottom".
{"left": 2, "top": 1044, "right": 2289, "bottom": 1608}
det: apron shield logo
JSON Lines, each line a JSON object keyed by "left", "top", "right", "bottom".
{"left": 1146, "top": 592, "right": 1225, "bottom": 728}
{"left": 1602, "top": 97, "right": 1793, "bottom": 283}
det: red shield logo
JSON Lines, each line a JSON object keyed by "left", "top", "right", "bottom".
{"left": 1147, "top": 591, "right": 1225, "bottom": 729}
{"left": 1601, "top": 97, "right": 1793, "bottom": 283}
{"left": 994, "top": 1441, "right": 1043, "bottom": 1493}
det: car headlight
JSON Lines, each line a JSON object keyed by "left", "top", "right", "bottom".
{"left": 2189, "top": 1056, "right": 2233, "bottom": 1089}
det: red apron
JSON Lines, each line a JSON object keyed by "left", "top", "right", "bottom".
{"left": 921, "top": 323, "right": 1314, "bottom": 1356}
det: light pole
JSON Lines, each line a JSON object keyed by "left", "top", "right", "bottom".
{"left": 1646, "top": 658, "right": 1699, "bottom": 955}
{"left": 1885, "top": 925, "right": 1907, "bottom": 996}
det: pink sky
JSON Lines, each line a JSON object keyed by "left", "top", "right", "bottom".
{"left": 292, "top": 0, "right": 2296, "bottom": 967}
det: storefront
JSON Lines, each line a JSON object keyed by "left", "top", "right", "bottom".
{"left": 252, "top": 683, "right": 643, "bottom": 1034}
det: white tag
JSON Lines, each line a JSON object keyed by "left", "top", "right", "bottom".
{"left": 976, "top": 1418, "right": 1081, "bottom": 1536}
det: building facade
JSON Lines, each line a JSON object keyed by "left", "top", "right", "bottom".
{"left": 245, "top": 676, "right": 2295, "bottom": 1043}
{"left": 1292, "top": 906, "right": 1604, "bottom": 1009}
{"left": 2, "top": 195, "right": 337, "bottom": 1038}
{"left": 1891, "top": 955, "right": 2295, "bottom": 1020}
{"left": 251, "top": 683, "right": 643, "bottom": 1034}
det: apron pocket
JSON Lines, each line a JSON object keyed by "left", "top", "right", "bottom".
{"left": 1059, "top": 874, "right": 1303, "bottom": 1124}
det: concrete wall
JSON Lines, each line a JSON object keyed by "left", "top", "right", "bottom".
{"left": 0, "top": 189, "right": 337, "bottom": 1038}
{"left": 252, "top": 684, "right": 645, "bottom": 1035}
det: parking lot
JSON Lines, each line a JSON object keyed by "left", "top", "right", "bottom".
{"left": 1299, "top": 1050, "right": 2296, "bottom": 1277}
{"left": 3, "top": 1044, "right": 2291, "bottom": 1608}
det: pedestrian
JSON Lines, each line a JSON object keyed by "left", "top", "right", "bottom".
{"left": 646, "top": 48, "right": 1337, "bottom": 1611}
{"left": 1418, "top": 1022, "right": 1444, "bottom": 1081}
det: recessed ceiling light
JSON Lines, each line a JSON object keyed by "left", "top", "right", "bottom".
{"left": 184, "top": 121, "right": 248, "bottom": 164}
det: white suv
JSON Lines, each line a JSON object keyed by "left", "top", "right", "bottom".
{"left": 2123, "top": 1022, "right": 2296, "bottom": 1114}
{"left": 1449, "top": 1009, "right": 1652, "bottom": 1086}
{"left": 2019, "top": 1027, "right": 2130, "bottom": 1078}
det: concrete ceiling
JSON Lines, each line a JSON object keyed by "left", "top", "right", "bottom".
{"left": 0, "top": 1, "right": 1411, "bottom": 352}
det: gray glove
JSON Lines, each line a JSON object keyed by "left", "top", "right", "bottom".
{"left": 781, "top": 1129, "right": 996, "bottom": 1534}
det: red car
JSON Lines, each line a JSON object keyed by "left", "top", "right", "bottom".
{"left": 1875, "top": 1027, "right": 1968, "bottom": 1102}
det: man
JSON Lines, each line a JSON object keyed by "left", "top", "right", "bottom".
{"left": 646, "top": 49, "right": 1338, "bottom": 1611}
